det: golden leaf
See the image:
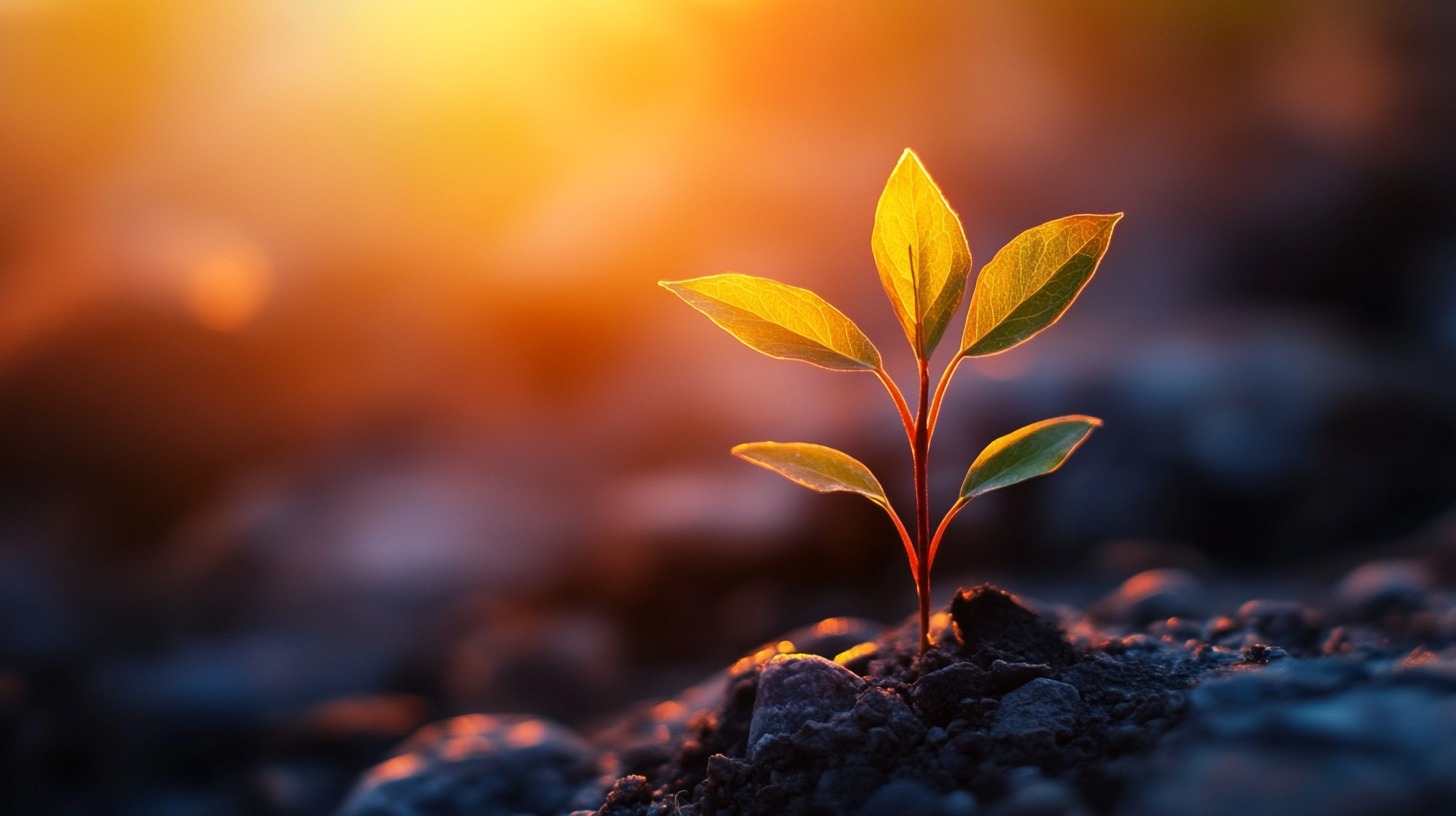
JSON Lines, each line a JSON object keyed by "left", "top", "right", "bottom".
{"left": 962, "top": 213, "right": 1121, "bottom": 357}
{"left": 870, "top": 149, "right": 971, "bottom": 358}
{"left": 660, "top": 274, "right": 881, "bottom": 371}
{"left": 733, "top": 442, "right": 890, "bottom": 506}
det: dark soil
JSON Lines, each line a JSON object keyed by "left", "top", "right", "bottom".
{"left": 343, "top": 566, "right": 1456, "bottom": 816}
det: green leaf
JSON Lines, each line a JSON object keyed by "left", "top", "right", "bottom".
{"left": 732, "top": 442, "right": 890, "bottom": 507}
{"left": 660, "top": 274, "right": 881, "bottom": 371}
{"left": 870, "top": 148, "right": 971, "bottom": 358}
{"left": 962, "top": 213, "right": 1121, "bottom": 357}
{"left": 959, "top": 415, "right": 1101, "bottom": 499}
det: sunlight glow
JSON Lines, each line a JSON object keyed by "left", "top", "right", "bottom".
{"left": 813, "top": 618, "right": 853, "bottom": 637}
{"left": 367, "top": 753, "right": 421, "bottom": 784}
{"left": 505, "top": 720, "right": 546, "bottom": 749}
{"left": 184, "top": 240, "right": 272, "bottom": 331}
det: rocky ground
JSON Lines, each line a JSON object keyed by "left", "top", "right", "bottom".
{"left": 342, "top": 560, "right": 1456, "bottom": 816}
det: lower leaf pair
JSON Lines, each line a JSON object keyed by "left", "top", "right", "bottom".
{"left": 732, "top": 415, "right": 1099, "bottom": 575}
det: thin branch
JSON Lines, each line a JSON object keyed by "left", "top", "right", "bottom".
{"left": 876, "top": 499, "right": 918, "bottom": 577}
{"left": 927, "top": 352, "right": 967, "bottom": 444}
{"left": 927, "top": 497, "right": 969, "bottom": 572}
{"left": 874, "top": 367, "right": 916, "bottom": 451}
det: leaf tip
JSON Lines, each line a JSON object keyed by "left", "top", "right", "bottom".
{"left": 895, "top": 147, "right": 925, "bottom": 172}
{"left": 730, "top": 441, "right": 773, "bottom": 461}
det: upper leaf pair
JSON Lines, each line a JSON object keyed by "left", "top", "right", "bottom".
{"left": 877, "top": 149, "right": 1122, "bottom": 360}
{"left": 662, "top": 149, "right": 1120, "bottom": 373}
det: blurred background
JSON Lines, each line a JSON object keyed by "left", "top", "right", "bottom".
{"left": 3, "top": 0, "right": 1456, "bottom": 812}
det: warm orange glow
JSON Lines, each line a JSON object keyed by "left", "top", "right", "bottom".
{"left": 651, "top": 700, "right": 685, "bottom": 721}
{"left": 814, "top": 618, "right": 852, "bottom": 637}
{"left": 451, "top": 714, "right": 493, "bottom": 737}
{"left": 442, "top": 736, "right": 484, "bottom": 761}
{"left": 184, "top": 240, "right": 272, "bottom": 331}
{"left": 930, "top": 610, "right": 952, "bottom": 633}
{"left": 505, "top": 720, "right": 546, "bottom": 749}
{"left": 300, "top": 695, "right": 425, "bottom": 737}
{"left": 1122, "top": 571, "right": 1164, "bottom": 598}
{"left": 368, "top": 754, "right": 421, "bottom": 784}
{"left": 731, "top": 642, "right": 790, "bottom": 675}
{"left": 833, "top": 642, "right": 877, "bottom": 666}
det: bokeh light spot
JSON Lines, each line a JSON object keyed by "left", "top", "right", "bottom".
{"left": 183, "top": 239, "right": 272, "bottom": 331}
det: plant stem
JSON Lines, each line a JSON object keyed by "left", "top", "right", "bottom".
{"left": 874, "top": 367, "right": 916, "bottom": 451}
{"left": 927, "top": 497, "right": 968, "bottom": 573}
{"left": 927, "top": 353, "right": 966, "bottom": 445}
{"left": 878, "top": 499, "right": 918, "bottom": 577}
{"left": 914, "top": 356, "right": 932, "bottom": 654}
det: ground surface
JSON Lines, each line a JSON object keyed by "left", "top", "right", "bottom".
{"left": 341, "top": 558, "right": 1456, "bottom": 816}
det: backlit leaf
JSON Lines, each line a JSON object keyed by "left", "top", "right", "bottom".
{"left": 962, "top": 213, "right": 1121, "bottom": 357}
{"left": 871, "top": 149, "right": 971, "bottom": 358}
{"left": 733, "top": 442, "right": 890, "bottom": 507}
{"left": 661, "top": 275, "right": 881, "bottom": 371}
{"left": 959, "top": 415, "right": 1101, "bottom": 499}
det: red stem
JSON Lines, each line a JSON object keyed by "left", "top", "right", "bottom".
{"left": 913, "top": 356, "right": 932, "bottom": 654}
{"left": 927, "top": 497, "right": 968, "bottom": 573}
{"left": 874, "top": 367, "right": 916, "bottom": 452}
{"left": 927, "top": 352, "right": 965, "bottom": 445}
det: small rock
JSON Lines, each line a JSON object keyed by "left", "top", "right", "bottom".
{"left": 854, "top": 685, "right": 922, "bottom": 741}
{"left": 1092, "top": 568, "right": 1209, "bottom": 626}
{"left": 986, "top": 660, "right": 1055, "bottom": 695}
{"left": 1336, "top": 559, "right": 1432, "bottom": 621}
{"left": 951, "top": 586, "right": 1077, "bottom": 668}
{"left": 1240, "top": 644, "right": 1288, "bottom": 664}
{"left": 747, "top": 654, "right": 864, "bottom": 759}
{"left": 341, "top": 714, "right": 599, "bottom": 816}
{"left": 1237, "top": 599, "right": 1317, "bottom": 648}
{"left": 911, "top": 663, "right": 985, "bottom": 723}
{"left": 992, "top": 678, "right": 1081, "bottom": 737}
{"left": 598, "top": 775, "right": 653, "bottom": 815}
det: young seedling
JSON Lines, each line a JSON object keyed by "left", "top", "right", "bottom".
{"left": 662, "top": 150, "right": 1119, "bottom": 654}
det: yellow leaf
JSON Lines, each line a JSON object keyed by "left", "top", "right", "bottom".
{"left": 660, "top": 274, "right": 881, "bottom": 371}
{"left": 962, "top": 213, "right": 1121, "bottom": 357}
{"left": 871, "top": 149, "right": 971, "bottom": 358}
{"left": 732, "top": 442, "right": 889, "bottom": 506}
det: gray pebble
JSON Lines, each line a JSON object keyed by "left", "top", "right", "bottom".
{"left": 1092, "top": 568, "right": 1209, "bottom": 625}
{"left": 1336, "top": 559, "right": 1432, "bottom": 620}
{"left": 748, "top": 654, "right": 864, "bottom": 759}
{"left": 992, "top": 678, "right": 1081, "bottom": 737}
{"left": 341, "top": 714, "right": 599, "bottom": 816}
{"left": 1125, "top": 660, "right": 1456, "bottom": 816}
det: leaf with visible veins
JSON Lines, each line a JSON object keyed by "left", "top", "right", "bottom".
{"left": 871, "top": 148, "right": 971, "bottom": 358}
{"left": 660, "top": 274, "right": 881, "bottom": 371}
{"left": 733, "top": 442, "right": 890, "bottom": 506}
{"left": 963, "top": 214, "right": 1120, "bottom": 357}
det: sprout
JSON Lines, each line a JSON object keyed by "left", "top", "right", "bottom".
{"left": 662, "top": 149, "right": 1119, "bottom": 654}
